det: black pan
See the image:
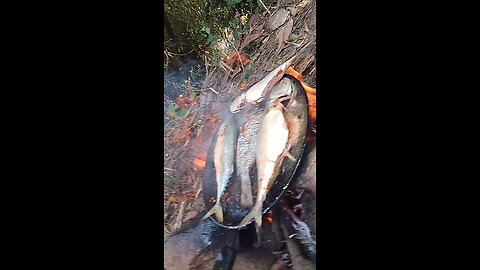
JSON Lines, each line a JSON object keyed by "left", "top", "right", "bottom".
{"left": 202, "top": 74, "right": 310, "bottom": 229}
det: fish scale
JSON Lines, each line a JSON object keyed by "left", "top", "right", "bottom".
{"left": 202, "top": 115, "right": 239, "bottom": 223}
{"left": 236, "top": 108, "right": 264, "bottom": 208}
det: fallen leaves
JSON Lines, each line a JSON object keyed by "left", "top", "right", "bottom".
{"left": 239, "top": 33, "right": 266, "bottom": 52}
{"left": 265, "top": 8, "right": 289, "bottom": 32}
{"left": 276, "top": 19, "right": 294, "bottom": 53}
{"left": 182, "top": 210, "right": 198, "bottom": 222}
{"left": 168, "top": 190, "right": 199, "bottom": 203}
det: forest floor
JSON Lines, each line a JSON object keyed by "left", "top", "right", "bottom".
{"left": 163, "top": 0, "right": 316, "bottom": 241}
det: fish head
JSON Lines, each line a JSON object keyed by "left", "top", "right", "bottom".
{"left": 268, "top": 77, "right": 293, "bottom": 102}
{"left": 230, "top": 92, "right": 247, "bottom": 113}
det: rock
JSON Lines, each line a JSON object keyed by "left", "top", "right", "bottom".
{"left": 164, "top": 229, "right": 207, "bottom": 270}
{"left": 164, "top": 218, "right": 278, "bottom": 270}
{"left": 265, "top": 8, "right": 290, "bottom": 32}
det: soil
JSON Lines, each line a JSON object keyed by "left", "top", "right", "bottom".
{"left": 164, "top": 0, "right": 317, "bottom": 242}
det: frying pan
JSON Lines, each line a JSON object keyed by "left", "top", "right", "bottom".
{"left": 202, "top": 74, "right": 310, "bottom": 229}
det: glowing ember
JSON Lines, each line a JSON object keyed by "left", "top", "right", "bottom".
{"left": 225, "top": 52, "right": 251, "bottom": 65}
{"left": 239, "top": 81, "right": 247, "bottom": 90}
{"left": 285, "top": 67, "right": 317, "bottom": 123}
{"left": 193, "top": 158, "right": 206, "bottom": 169}
{"left": 266, "top": 210, "right": 273, "bottom": 223}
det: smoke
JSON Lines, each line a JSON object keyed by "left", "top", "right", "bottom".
{"left": 164, "top": 56, "right": 204, "bottom": 108}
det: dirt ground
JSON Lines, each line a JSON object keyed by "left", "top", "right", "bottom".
{"left": 164, "top": 0, "right": 316, "bottom": 241}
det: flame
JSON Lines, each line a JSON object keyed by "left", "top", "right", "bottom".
{"left": 239, "top": 81, "right": 247, "bottom": 90}
{"left": 285, "top": 67, "right": 316, "bottom": 123}
{"left": 193, "top": 158, "right": 206, "bottom": 169}
{"left": 266, "top": 210, "right": 273, "bottom": 223}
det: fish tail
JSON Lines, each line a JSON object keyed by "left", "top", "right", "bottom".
{"left": 238, "top": 204, "right": 263, "bottom": 228}
{"left": 285, "top": 150, "right": 296, "bottom": 161}
{"left": 201, "top": 202, "right": 224, "bottom": 223}
{"left": 279, "top": 148, "right": 296, "bottom": 162}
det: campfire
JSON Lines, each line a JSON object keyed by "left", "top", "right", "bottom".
{"left": 164, "top": 30, "right": 316, "bottom": 270}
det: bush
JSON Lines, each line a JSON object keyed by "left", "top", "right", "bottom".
{"left": 164, "top": 0, "right": 255, "bottom": 56}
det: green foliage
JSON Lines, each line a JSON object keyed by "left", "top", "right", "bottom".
{"left": 226, "top": 0, "right": 242, "bottom": 6}
{"left": 243, "top": 63, "right": 255, "bottom": 80}
{"left": 273, "top": 55, "right": 282, "bottom": 64}
{"left": 167, "top": 103, "right": 189, "bottom": 118}
{"left": 164, "top": 0, "right": 257, "bottom": 56}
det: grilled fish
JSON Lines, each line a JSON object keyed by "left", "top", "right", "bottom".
{"left": 268, "top": 77, "right": 294, "bottom": 102}
{"left": 237, "top": 102, "right": 292, "bottom": 232}
{"left": 269, "top": 78, "right": 303, "bottom": 156}
{"left": 202, "top": 115, "right": 239, "bottom": 223}
{"left": 236, "top": 108, "right": 264, "bottom": 208}
{"left": 229, "top": 57, "right": 296, "bottom": 113}
{"left": 230, "top": 37, "right": 316, "bottom": 113}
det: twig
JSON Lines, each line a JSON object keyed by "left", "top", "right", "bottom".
{"left": 164, "top": 167, "right": 176, "bottom": 171}
{"left": 204, "top": 55, "right": 209, "bottom": 79}
{"left": 165, "top": 48, "right": 194, "bottom": 57}
{"left": 220, "top": 60, "right": 234, "bottom": 73}
{"left": 285, "top": 41, "right": 302, "bottom": 47}
{"left": 219, "top": 61, "right": 233, "bottom": 78}
{"left": 195, "top": 188, "right": 202, "bottom": 198}
{"left": 208, "top": 87, "right": 219, "bottom": 95}
{"left": 173, "top": 201, "right": 186, "bottom": 231}
{"left": 226, "top": 38, "right": 245, "bottom": 74}
{"left": 258, "top": 0, "right": 272, "bottom": 15}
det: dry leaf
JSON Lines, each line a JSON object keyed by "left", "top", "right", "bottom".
{"left": 276, "top": 20, "right": 294, "bottom": 53}
{"left": 265, "top": 8, "right": 289, "bottom": 31}
{"left": 239, "top": 33, "right": 266, "bottom": 51}
{"left": 298, "top": 0, "right": 310, "bottom": 8}
{"left": 287, "top": 7, "right": 298, "bottom": 16}
{"left": 248, "top": 13, "right": 259, "bottom": 33}
{"left": 182, "top": 211, "right": 198, "bottom": 222}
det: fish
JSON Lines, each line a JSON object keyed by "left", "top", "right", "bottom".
{"left": 237, "top": 102, "right": 292, "bottom": 233}
{"left": 230, "top": 36, "right": 316, "bottom": 113}
{"left": 269, "top": 78, "right": 304, "bottom": 156}
{"left": 202, "top": 115, "right": 240, "bottom": 223}
{"left": 229, "top": 57, "right": 297, "bottom": 113}
{"left": 268, "top": 77, "right": 294, "bottom": 102}
{"left": 236, "top": 108, "right": 264, "bottom": 208}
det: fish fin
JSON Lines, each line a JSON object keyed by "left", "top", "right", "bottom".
{"left": 285, "top": 151, "right": 296, "bottom": 162}
{"left": 280, "top": 149, "right": 296, "bottom": 162}
{"left": 253, "top": 208, "right": 263, "bottom": 247}
{"left": 201, "top": 202, "right": 223, "bottom": 223}
{"left": 238, "top": 204, "right": 262, "bottom": 228}
{"left": 277, "top": 95, "right": 292, "bottom": 104}
{"left": 287, "top": 89, "right": 296, "bottom": 107}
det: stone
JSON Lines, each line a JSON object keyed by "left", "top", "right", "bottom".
{"left": 265, "top": 8, "right": 290, "bottom": 32}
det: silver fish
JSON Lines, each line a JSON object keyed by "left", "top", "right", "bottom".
{"left": 236, "top": 108, "right": 264, "bottom": 208}
{"left": 202, "top": 115, "right": 239, "bottom": 223}
{"left": 268, "top": 77, "right": 294, "bottom": 102}
{"left": 238, "top": 102, "right": 292, "bottom": 230}
{"left": 229, "top": 57, "right": 296, "bottom": 113}
{"left": 270, "top": 78, "right": 303, "bottom": 157}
